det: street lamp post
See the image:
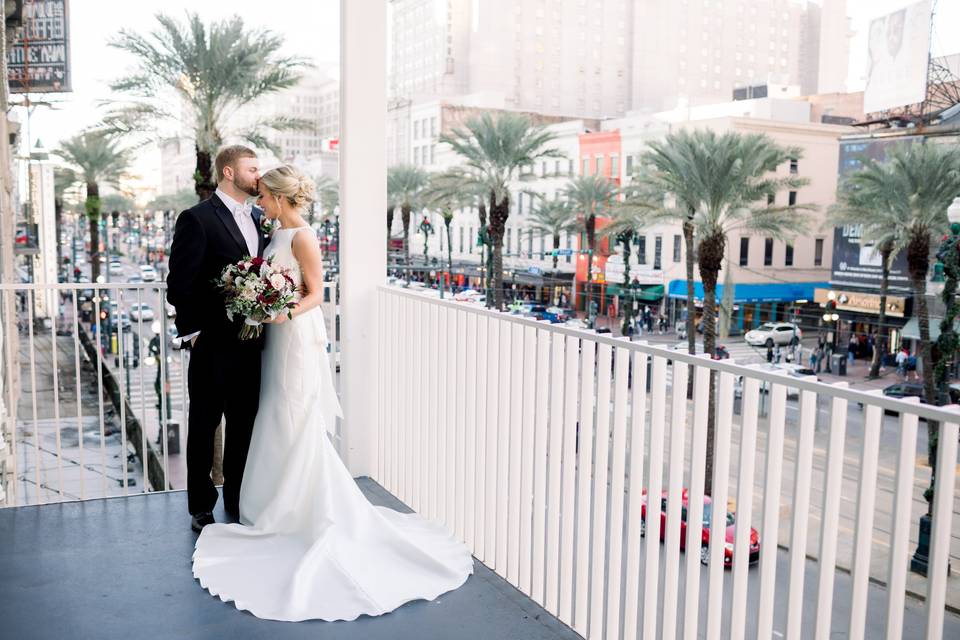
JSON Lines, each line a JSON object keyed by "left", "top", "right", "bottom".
{"left": 911, "top": 198, "right": 960, "bottom": 576}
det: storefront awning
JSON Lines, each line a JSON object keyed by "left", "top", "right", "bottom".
{"left": 900, "top": 317, "right": 958, "bottom": 341}
{"left": 667, "top": 280, "right": 828, "bottom": 303}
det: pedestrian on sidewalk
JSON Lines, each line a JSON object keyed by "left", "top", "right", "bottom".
{"left": 896, "top": 345, "right": 909, "bottom": 379}
{"left": 766, "top": 344, "right": 774, "bottom": 363}
{"left": 847, "top": 334, "right": 858, "bottom": 367}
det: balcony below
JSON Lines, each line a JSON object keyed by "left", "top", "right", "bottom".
{"left": 0, "top": 479, "right": 579, "bottom": 640}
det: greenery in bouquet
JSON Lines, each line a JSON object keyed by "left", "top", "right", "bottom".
{"left": 216, "top": 256, "right": 297, "bottom": 339}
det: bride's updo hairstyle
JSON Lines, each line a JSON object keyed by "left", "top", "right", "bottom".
{"left": 259, "top": 165, "right": 315, "bottom": 210}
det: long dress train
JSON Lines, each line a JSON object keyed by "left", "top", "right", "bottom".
{"left": 191, "top": 226, "right": 473, "bottom": 621}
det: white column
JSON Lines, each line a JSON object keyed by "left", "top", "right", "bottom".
{"left": 339, "top": 0, "right": 386, "bottom": 477}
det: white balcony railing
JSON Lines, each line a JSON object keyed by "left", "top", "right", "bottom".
{"left": 2, "top": 281, "right": 957, "bottom": 638}
{"left": 376, "top": 285, "right": 958, "bottom": 640}
{"left": 0, "top": 282, "right": 339, "bottom": 506}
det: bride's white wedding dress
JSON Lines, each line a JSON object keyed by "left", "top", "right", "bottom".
{"left": 192, "top": 226, "right": 473, "bottom": 622}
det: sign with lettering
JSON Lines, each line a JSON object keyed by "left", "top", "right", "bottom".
{"left": 814, "top": 287, "right": 906, "bottom": 317}
{"left": 7, "top": 0, "right": 71, "bottom": 93}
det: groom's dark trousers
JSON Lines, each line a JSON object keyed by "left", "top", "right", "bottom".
{"left": 166, "top": 194, "right": 267, "bottom": 515}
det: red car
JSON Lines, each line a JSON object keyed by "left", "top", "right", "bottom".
{"left": 640, "top": 488, "right": 760, "bottom": 567}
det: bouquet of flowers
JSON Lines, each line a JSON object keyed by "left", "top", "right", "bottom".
{"left": 216, "top": 256, "right": 297, "bottom": 340}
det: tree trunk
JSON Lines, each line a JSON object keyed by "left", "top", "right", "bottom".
{"left": 552, "top": 234, "right": 560, "bottom": 273}
{"left": 401, "top": 204, "right": 411, "bottom": 265}
{"left": 488, "top": 192, "right": 509, "bottom": 310}
{"left": 621, "top": 236, "right": 633, "bottom": 335}
{"left": 86, "top": 182, "right": 101, "bottom": 284}
{"left": 869, "top": 242, "right": 893, "bottom": 379}
{"left": 446, "top": 219, "right": 454, "bottom": 274}
{"left": 698, "top": 232, "right": 726, "bottom": 496}
{"left": 194, "top": 145, "right": 216, "bottom": 202}
{"left": 386, "top": 205, "right": 395, "bottom": 257}
{"left": 684, "top": 220, "right": 696, "bottom": 355}
{"left": 584, "top": 215, "right": 596, "bottom": 325}
{"left": 908, "top": 234, "right": 937, "bottom": 465}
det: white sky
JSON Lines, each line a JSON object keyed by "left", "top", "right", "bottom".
{"left": 15, "top": 0, "right": 960, "bottom": 195}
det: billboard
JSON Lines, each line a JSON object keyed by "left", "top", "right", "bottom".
{"left": 7, "top": 0, "right": 71, "bottom": 93}
{"left": 830, "top": 136, "right": 920, "bottom": 293}
{"left": 863, "top": 0, "right": 931, "bottom": 114}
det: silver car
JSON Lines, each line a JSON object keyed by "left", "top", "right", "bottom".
{"left": 744, "top": 322, "right": 801, "bottom": 347}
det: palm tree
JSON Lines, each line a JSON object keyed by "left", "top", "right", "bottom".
{"left": 645, "top": 129, "right": 813, "bottom": 495}
{"left": 107, "top": 13, "right": 312, "bottom": 200}
{"left": 832, "top": 143, "right": 960, "bottom": 464}
{"left": 829, "top": 182, "right": 899, "bottom": 379}
{"left": 440, "top": 113, "right": 562, "bottom": 309}
{"left": 387, "top": 165, "right": 429, "bottom": 265}
{"left": 603, "top": 193, "right": 659, "bottom": 334}
{"left": 528, "top": 196, "right": 573, "bottom": 275}
{"left": 54, "top": 168, "right": 79, "bottom": 276}
{"left": 55, "top": 131, "right": 133, "bottom": 283}
{"left": 563, "top": 174, "right": 619, "bottom": 326}
{"left": 422, "top": 170, "right": 476, "bottom": 274}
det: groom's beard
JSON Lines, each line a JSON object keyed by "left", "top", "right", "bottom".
{"left": 233, "top": 176, "right": 259, "bottom": 198}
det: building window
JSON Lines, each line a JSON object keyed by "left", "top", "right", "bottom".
{"left": 789, "top": 158, "right": 798, "bottom": 174}
{"left": 673, "top": 234, "right": 681, "bottom": 262}
{"left": 637, "top": 235, "right": 646, "bottom": 264}
{"left": 767, "top": 193, "right": 775, "bottom": 206}
{"left": 568, "top": 159, "right": 575, "bottom": 175}
{"left": 517, "top": 228, "right": 523, "bottom": 255}
{"left": 431, "top": 116, "right": 437, "bottom": 137}
{"left": 788, "top": 191, "right": 797, "bottom": 206}
{"left": 625, "top": 155, "right": 634, "bottom": 176}
{"left": 582, "top": 158, "right": 590, "bottom": 175}
{"left": 468, "top": 227, "right": 473, "bottom": 254}
{"left": 611, "top": 155, "right": 620, "bottom": 177}
{"left": 764, "top": 237, "right": 773, "bottom": 266}
{"left": 814, "top": 237, "right": 824, "bottom": 266}
{"left": 595, "top": 156, "right": 603, "bottom": 175}
{"left": 506, "top": 228, "right": 512, "bottom": 254}
{"left": 517, "top": 193, "right": 523, "bottom": 216}
{"left": 528, "top": 230, "right": 534, "bottom": 255}
{"left": 654, "top": 236, "right": 662, "bottom": 270}
{"left": 459, "top": 226, "right": 464, "bottom": 253}
{"left": 566, "top": 233, "right": 573, "bottom": 263}
{"left": 430, "top": 144, "right": 436, "bottom": 164}
{"left": 739, "top": 237, "right": 749, "bottom": 266}
{"left": 539, "top": 233, "right": 545, "bottom": 256}
{"left": 785, "top": 243, "right": 794, "bottom": 266}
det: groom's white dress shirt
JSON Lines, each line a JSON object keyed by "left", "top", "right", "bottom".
{"left": 182, "top": 188, "right": 259, "bottom": 346}
{"left": 216, "top": 187, "right": 259, "bottom": 258}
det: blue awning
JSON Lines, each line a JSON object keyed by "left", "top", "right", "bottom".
{"left": 667, "top": 280, "right": 828, "bottom": 303}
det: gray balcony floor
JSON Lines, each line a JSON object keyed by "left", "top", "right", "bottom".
{"left": 0, "top": 478, "right": 580, "bottom": 640}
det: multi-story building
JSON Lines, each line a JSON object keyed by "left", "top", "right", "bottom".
{"left": 388, "top": 0, "right": 850, "bottom": 119}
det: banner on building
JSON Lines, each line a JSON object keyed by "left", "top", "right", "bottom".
{"left": 863, "top": 0, "right": 931, "bottom": 114}
{"left": 7, "top": 0, "right": 71, "bottom": 93}
{"left": 830, "top": 136, "right": 918, "bottom": 292}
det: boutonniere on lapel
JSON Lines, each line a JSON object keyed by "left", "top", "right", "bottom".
{"left": 260, "top": 216, "right": 277, "bottom": 237}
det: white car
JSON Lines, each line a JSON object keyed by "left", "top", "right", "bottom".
{"left": 139, "top": 265, "right": 158, "bottom": 282}
{"left": 129, "top": 303, "right": 155, "bottom": 321}
{"left": 744, "top": 322, "right": 801, "bottom": 347}
{"left": 108, "top": 262, "right": 124, "bottom": 275}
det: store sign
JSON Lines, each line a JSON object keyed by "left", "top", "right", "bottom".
{"left": 7, "top": 0, "right": 71, "bottom": 93}
{"left": 814, "top": 288, "right": 906, "bottom": 317}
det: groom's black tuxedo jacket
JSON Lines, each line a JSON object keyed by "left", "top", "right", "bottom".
{"left": 166, "top": 194, "right": 269, "bottom": 346}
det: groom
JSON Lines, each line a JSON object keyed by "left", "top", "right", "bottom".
{"left": 167, "top": 145, "right": 269, "bottom": 532}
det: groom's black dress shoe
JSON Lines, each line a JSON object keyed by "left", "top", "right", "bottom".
{"left": 191, "top": 512, "right": 215, "bottom": 533}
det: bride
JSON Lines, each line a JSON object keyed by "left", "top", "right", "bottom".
{"left": 192, "top": 165, "right": 474, "bottom": 622}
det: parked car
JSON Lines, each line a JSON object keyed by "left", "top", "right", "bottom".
{"left": 641, "top": 488, "right": 760, "bottom": 567}
{"left": 139, "top": 265, "right": 158, "bottom": 282}
{"left": 453, "top": 289, "right": 482, "bottom": 302}
{"left": 108, "top": 262, "right": 124, "bottom": 276}
{"left": 735, "top": 363, "right": 817, "bottom": 398}
{"left": 863, "top": 382, "right": 960, "bottom": 417}
{"left": 564, "top": 318, "right": 588, "bottom": 329}
{"left": 744, "top": 322, "right": 802, "bottom": 347}
{"left": 129, "top": 303, "right": 154, "bottom": 321}
{"left": 543, "top": 306, "right": 569, "bottom": 323}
